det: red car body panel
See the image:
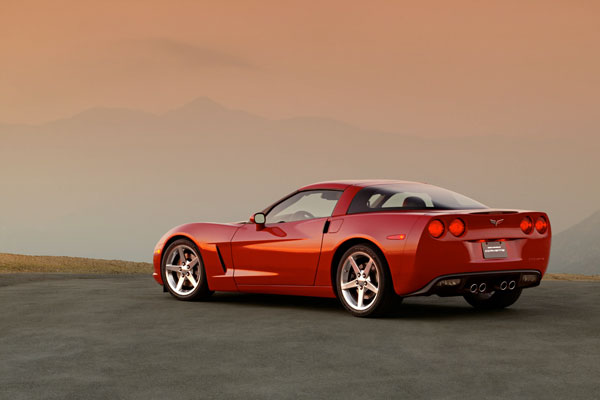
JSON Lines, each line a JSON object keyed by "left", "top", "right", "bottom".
{"left": 153, "top": 180, "right": 551, "bottom": 298}
{"left": 231, "top": 217, "right": 326, "bottom": 286}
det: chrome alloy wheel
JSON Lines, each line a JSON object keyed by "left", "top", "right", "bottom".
{"left": 164, "top": 244, "right": 202, "bottom": 296}
{"left": 339, "top": 251, "right": 380, "bottom": 311}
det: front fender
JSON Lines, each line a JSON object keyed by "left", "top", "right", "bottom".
{"left": 152, "top": 222, "right": 242, "bottom": 291}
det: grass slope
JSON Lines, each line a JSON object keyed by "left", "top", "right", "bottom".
{"left": 543, "top": 273, "right": 600, "bottom": 282}
{"left": 0, "top": 253, "right": 152, "bottom": 274}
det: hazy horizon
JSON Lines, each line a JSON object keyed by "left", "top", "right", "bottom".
{"left": 1, "top": 96, "right": 598, "bottom": 262}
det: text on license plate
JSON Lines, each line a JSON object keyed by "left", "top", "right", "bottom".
{"left": 482, "top": 241, "right": 507, "bottom": 259}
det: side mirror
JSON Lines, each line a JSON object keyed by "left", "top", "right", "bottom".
{"left": 251, "top": 212, "right": 266, "bottom": 225}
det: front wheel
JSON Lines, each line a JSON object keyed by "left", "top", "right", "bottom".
{"left": 335, "top": 244, "right": 397, "bottom": 317}
{"left": 161, "top": 239, "right": 213, "bottom": 301}
{"left": 463, "top": 289, "right": 522, "bottom": 310}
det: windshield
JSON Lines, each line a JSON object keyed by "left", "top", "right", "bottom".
{"left": 347, "top": 183, "right": 487, "bottom": 213}
{"left": 266, "top": 190, "right": 342, "bottom": 223}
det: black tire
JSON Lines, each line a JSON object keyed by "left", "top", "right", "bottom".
{"left": 161, "top": 239, "right": 213, "bottom": 301}
{"left": 335, "top": 244, "right": 398, "bottom": 317}
{"left": 463, "top": 288, "right": 522, "bottom": 310}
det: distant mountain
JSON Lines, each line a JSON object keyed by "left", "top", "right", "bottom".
{"left": 0, "top": 97, "right": 598, "bottom": 261}
{"left": 549, "top": 211, "right": 600, "bottom": 275}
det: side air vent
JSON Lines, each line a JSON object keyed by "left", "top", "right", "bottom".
{"left": 216, "top": 246, "right": 227, "bottom": 273}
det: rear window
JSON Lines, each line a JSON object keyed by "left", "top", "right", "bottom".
{"left": 347, "top": 184, "right": 487, "bottom": 214}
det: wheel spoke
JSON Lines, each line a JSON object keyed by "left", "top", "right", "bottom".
{"left": 357, "top": 288, "right": 365, "bottom": 308}
{"left": 178, "top": 248, "right": 185, "bottom": 264}
{"left": 187, "top": 257, "right": 199, "bottom": 269}
{"left": 365, "top": 281, "right": 378, "bottom": 294}
{"left": 341, "top": 279, "right": 358, "bottom": 290}
{"left": 363, "top": 259, "right": 375, "bottom": 276}
{"left": 165, "top": 264, "right": 181, "bottom": 272}
{"left": 175, "top": 276, "right": 185, "bottom": 291}
{"left": 347, "top": 256, "right": 361, "bottom": 276}
{"left": 187, "top": 274, "right": 198, "bottom": 287}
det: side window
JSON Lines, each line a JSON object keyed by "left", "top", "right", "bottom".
{"left": 347, "top": 184, "right": 487, "bottom": 213}
{"left": 381, "top": 192, "right": 433, "bottom": 208}
{"left": 266, "top": 190, "right": 342, "bottom": 223}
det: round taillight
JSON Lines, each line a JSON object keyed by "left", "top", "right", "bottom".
{"left": 520, "top": 216, "right": 533, "bottom": 234}
{"left": 428, "top": 219, "right": 445, "bottom": 238}
{"left": 448, "top": 218, "right": 466, "bottom": 237}
{"left": 535, "top": 216, "right": 548, "bottom": 234}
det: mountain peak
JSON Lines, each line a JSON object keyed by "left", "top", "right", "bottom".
{"left": 165, "top": 97, "right": 229, "bottom": 116}
{"left": 162, "top": 96, "right": 267, "bottom": 127}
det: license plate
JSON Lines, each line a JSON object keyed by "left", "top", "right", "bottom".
{"left": 482, "top": 241, "right": 507, "bottom": 259}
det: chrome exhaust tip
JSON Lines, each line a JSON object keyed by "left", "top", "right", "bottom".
{"left": 508, "top": 280, "right": 516, "bottom": 290}
{"left": 469, "top": 283, "right": 478, "bottom": 294}
{"left": 478, "top": 283, "right": 487, "bottom": 293}
{"left": 500, "top": 281, "right": 508, "bottom": 291}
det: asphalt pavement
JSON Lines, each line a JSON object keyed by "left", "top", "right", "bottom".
{"left": 0, "top": 274, "right": 598, "bottom": 399}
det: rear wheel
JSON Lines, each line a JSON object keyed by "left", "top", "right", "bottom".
{"left": 463, "top": 289, "right": 522, "bottom": 310}
{"left": 161, "top": 239, "right": 212, "bottom": 300}
{"left": 335, "top": 244, "right": 397, "bottom": 317}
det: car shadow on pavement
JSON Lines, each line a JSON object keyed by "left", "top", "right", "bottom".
{"left": 203, "top": 292, "right": 516, "bottom": 320}
{"left": 209, "top": 292, "right": 342, "bottom": 312}
{"left": 385, "top": 300, "right": 516, "bottom": 320}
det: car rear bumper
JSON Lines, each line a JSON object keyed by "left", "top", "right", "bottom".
{"left": 404, "top": 269, "right": 542, "bottom": 297}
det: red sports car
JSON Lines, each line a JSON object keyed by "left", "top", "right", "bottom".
{"left": 153, "top": 180, "right": 551, "bottom": 317}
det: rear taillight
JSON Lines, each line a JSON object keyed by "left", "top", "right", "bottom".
{"left": 448, "top": 218, "right": 466, "bottom": 237}
{"left": 535, "top": 216, "right": 548, "bottom": 234}
{"left": 428, "top": 219, "right": 445, "bottom": 238}
{"left": 520, "top": 216, "right": 533, "bottom": 234}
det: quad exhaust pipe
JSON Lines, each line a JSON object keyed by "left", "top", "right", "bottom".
{"left": 469, "top": 283, "right": 487, "bottom": 294}
{"left": 498, "top": 280, "right": 517, "bottom": 291}
{"left": 470, "top": 280, "right": 518, "bottom": 294}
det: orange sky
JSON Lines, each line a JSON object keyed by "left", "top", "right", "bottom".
{"left": 1, "top": 0, "right": 599, "bottom": 136}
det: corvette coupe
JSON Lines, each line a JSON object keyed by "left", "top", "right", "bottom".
{"left": 153, "top": 180, "right": 551, "bottom": 317}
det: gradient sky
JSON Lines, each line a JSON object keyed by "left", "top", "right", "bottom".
{"left": 1, "top": 0, "right": 599, "bottom": 138}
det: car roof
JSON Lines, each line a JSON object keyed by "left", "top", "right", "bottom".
{"left": 298, "top": 179, "right": 423, "bottom": 191}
